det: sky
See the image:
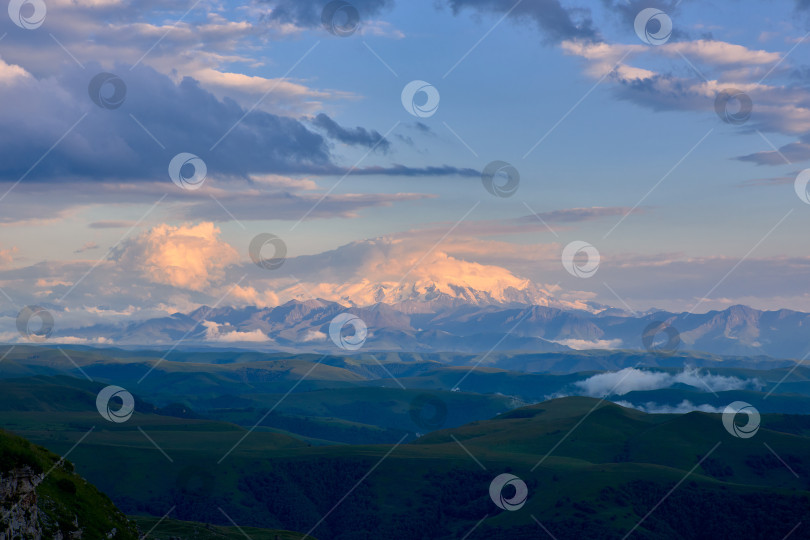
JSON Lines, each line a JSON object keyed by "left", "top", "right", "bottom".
{"left": 1, "top": 0, "right": 810, "bottom": 337}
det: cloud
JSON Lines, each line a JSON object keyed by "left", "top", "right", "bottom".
{"left": 515, "top": 206, "right": 639, "bottom": 226}
{"left": 74, "top": 241, "right": 99, "bottom": 254}
{"left": 737, "top": 135, "right": 810, "bottom": 165}
{"left": 559, "top": 38, "right": 810, "bottom": 164}
{"left": 663, "top": 40, "right": 781, "bottom": 67}
{"left": 0, "top": 56, "right": 477, "bottom": 185}
{"left": 331, "top": 164, "right": 480, "bottom": 177}
{"left": 446, "top": 0, "right": 599, "bottom": 44}
{"left": 177, "top": 180, "right": 433, "bottom": 223}
{"left": 312, "top": 113, "right": 391, "bottom": 152}
{"left": 191, "top": 68, "right": 350, "bottom": 115}
{"left": 0, "top": 0, "right": 360, "bottom": 117}
{"left": 228, "top": 284, "right": 281, "bottom": 309}
{"left": 738, "top": 175, "right": 794, "bottom": 188}
{"left": 0, "top": 59, "right": 334, "bottom": 182}
{"left": 114, "top": 222, "right": 239, "bottom": 291}
{"left": 382, "top": 206, "right": 639, "bottom": 241}
{"left": 258, "top": 0, "right": 393, "bottom": 29}
{"left": 0, "top": 246, "right": 18, "bottom": 267}
{"left": 258, "top": 0, "right": 598, "bottom": 45}
{"left": 202, "top": 320, "right": 270, "bottom": 343}
{"left": 89, "top": 221, "right": 138, "bottom": 229}
{"left": 555, "top": 338, "right": 624, "bottom": 350}
{"left": 613, "top": 399, "right": 725, "bottom": 414}
{"left": 301, "top": 329, "right": 327, "bottom": 342}
{"left": 574, "top": 367, "right": 761, "bottom": 396}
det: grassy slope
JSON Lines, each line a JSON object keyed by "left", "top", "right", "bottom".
{"left": 0, "top": 428, "right": 139, "bottom": 539}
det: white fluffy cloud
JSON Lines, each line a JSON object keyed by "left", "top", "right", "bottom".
{"left": 613, "top": 399, "right": 725, "bottom": 414}
{"left": 202, "top": 320, "right": 270, "bottom": 343}
{"left": 555, "top": 338, "right": 624, "bottom": 350}
{"left": 574, "top": 367, "right": 761, "bottom": 396}
{"left": 116, "top": 222, "right": 239, "bottom": 291}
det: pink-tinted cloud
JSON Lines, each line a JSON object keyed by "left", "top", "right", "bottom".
{"left": 116, "top": 222, "right": 239, "bottom": 291}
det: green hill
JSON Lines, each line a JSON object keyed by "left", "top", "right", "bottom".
{"left": 5, "top": 375, "right": 810, "bottom": 539}
{"left": 0, "top": 427, "right": 138, "bottom": 539}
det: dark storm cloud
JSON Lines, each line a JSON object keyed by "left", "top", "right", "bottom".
{"left": 0, "top": 63, "right": 475, "bottom": 183}
{"left": 312, "top": 113, "right": 392, "bottom": 152}
{"left": 0, "top": 63, "right": 332, "bottom": 182}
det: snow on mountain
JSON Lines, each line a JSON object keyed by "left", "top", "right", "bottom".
{"left": 275, "top": 240, "right": 594, "bottom": 313}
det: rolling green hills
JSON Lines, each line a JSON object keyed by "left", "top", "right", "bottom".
{"left": 3, "top": 372, "right": 810, "bottom": 539}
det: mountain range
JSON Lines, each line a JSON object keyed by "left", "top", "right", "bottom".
{"left": 47, "top": 297, "right": 810, "bottom": 359}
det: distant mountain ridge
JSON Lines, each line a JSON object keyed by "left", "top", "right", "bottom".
{"left": 55, "top": 298, "right": 810, "bottom": 359}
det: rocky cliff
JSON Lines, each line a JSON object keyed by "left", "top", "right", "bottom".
{"left": 0, "top": 429, "right": 137, "bottom": 539}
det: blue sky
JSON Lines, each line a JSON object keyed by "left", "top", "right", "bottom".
{"left": 1, "top": 0, "right": 810, "bottom": 336}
